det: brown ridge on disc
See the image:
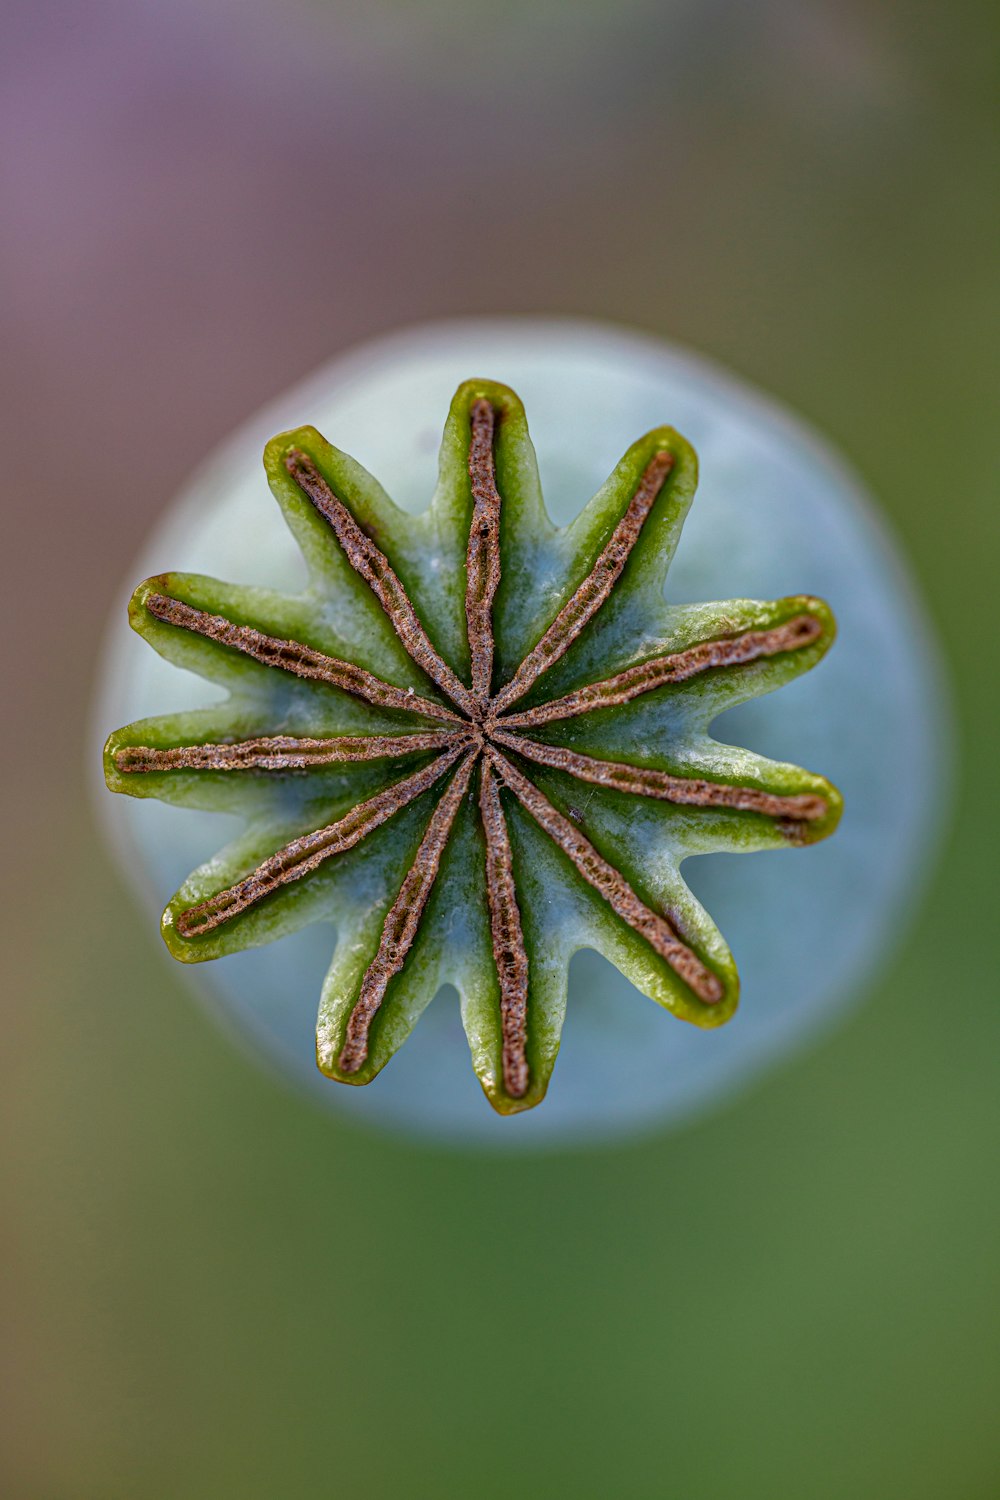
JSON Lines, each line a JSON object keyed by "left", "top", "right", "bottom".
{"left": 144, "top": 593, "right": 462, "bottom": 725}
{"left": 479, "top": 755, "right": 530, "bottom": 1098}
{"left": 490, "top": 448, "right": 675, "bottom": 716}
{"left": 492, "top": 730, "right": 829, "bottom": 823}
{"left": 115, "top": 730, "right": 467, "bottom": 774}
{"left": 339, "top": 750, "right": 478, "bottom": 1075}
{"left": 488, "top": 747, "right": 723, "bottom": 1005}
{"left": 465, "top": 398, "right": 502, "bottom": 705}
{"left": 174, "top": 744, "right": 465, "bottom": 938}
{"left": 284, "top": 448, "right": 478, "bottom": 718}
{"left": 498, "top": 613, "right": 823, "bottom": 730}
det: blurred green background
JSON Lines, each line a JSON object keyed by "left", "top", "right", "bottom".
{"left": 2, "top": 1, "right": 998, "bottom": 1496}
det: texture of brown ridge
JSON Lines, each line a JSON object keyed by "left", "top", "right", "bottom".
{"left": 479, "top": 754, "right": 530, "bottom": 1097}
{"left": 338, "top": 751, "right": 477, "bottom": 1075}
{"left": 115, "top": 730, "right": 466, "bottom": 774}
{"left": 284, "top": 449, "right": 478, "bottom": 719}
{"left": 490, "top": 447, "right": 675, "bottom": 715}
{"left": 127, "top": 407, "right": 829, "bottom": 1102}
{"left": 173, "top": 746, "right": 465, "bottom": 938}
{"left": 465, "top": 398, "right": 502, "bottom": 705}
{"left": 498, "top": 614, "right": 823, "bottom": 729}
{"left": 489, "top": 748, "right": 723, "bottom": 1004}
{"left": 491, "top": 730, "right": 828, "bottom": 823}
{"left": 143, "top": 592, "right": 462, "bottom": 724}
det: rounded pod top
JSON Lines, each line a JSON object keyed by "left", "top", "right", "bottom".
{"left": 96, "top": 319, "right": 947, "bottom": 1148}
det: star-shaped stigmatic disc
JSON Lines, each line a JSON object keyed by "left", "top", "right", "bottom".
{"left": 105, "top": 381, "right": 842, "bottom": 1115}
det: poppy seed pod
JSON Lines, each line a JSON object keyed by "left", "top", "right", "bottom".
{"left": 96, "top": 320, "right": 947, "bottom": 1146}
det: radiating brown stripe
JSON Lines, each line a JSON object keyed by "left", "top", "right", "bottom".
{"left": 499, "top": 614, "right": 823, "bottom": 730}
{"left": 490, "top": 449, "right": 674, "bottom": 715}
{"left": 338, "top": 750, "right": 477, "bottom": 1074}
{"left": 492, "top": 731, "right": 828, "bottom": 822}
{"left": 144, "top": 593, "right": 462, "bottom": 725}
{"left": 174, "top": 744, "right": 465, "bottom": 938}
{"left": 465, "top": 399, "right": 502, "bottom": 704}
{"left": 488, "top": 748, "right": 723, "bottom": 1004}
{"left": 116, "top": 729, "right": 466, "bottom": 775}
{"left": 284, "top": 449, "right": 478, "bottom": 717}
{"left": 479, "top": 756, "right": 530, "bottom": 1098}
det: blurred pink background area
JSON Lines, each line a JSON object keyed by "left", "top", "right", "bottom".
{"left": 3, "top": 0, "right": 994, "bottom": 780}
{"left": 2, "top": 4, "right": 997, "bottom": 1498}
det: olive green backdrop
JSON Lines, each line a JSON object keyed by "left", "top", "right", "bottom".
{"left": 2, "top": 2, "right": 997, "bottom": 1496}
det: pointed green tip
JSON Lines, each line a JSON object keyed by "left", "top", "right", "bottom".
{"left": 160, "top": 903, "right": 214, "bottom": 965}
{"left": 102, "top": 729, "right": 128, "bottom": 795}
{"left": 790, "top": 775, "right": 845, "bottom": 847}
{"left": 263, "top": 424, "right": 326, "bottom": 478}
{"left": 480, "top": 1074, "right": 553, "bottom": 1117}
{"left": 794, "top": 593, "right": 837, "bottom": 644}
{"left": 128, "top": 574, "right": 171, "bottom": 630}
{"left": 643, "top": 423, "right": 699, "bottom": 478}
{"left": 450, "top": 376, "right": 523, "bottom": 410}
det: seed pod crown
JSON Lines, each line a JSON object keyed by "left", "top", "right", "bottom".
{"left": 105, "top": 380, "right": 841, "bottom": 1114}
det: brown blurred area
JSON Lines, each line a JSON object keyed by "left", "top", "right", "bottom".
{"left": 2, "top": 3, "right": 998, "bottom": 1498}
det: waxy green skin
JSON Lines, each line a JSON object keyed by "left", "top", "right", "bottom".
{"left": 104, "top": 379, "right": 841, "bottom": 1115}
